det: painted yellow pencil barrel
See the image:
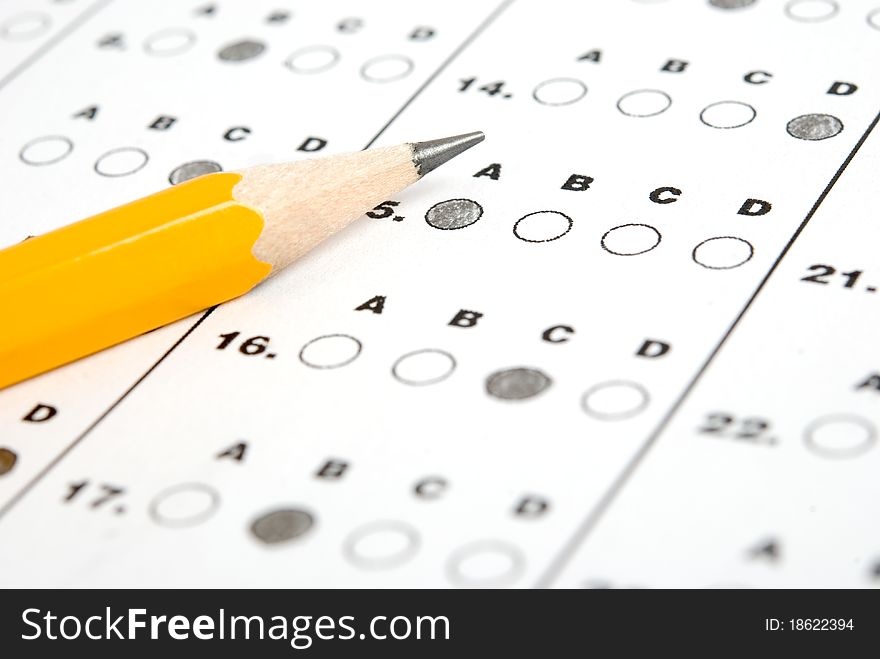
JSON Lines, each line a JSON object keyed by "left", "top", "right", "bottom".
{"left": 0, "top": 173, "right": 272, "bottom": 389}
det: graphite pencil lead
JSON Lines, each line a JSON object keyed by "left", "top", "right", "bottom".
{"left": 411, "top": 131, "right": 485, "bottom": 177}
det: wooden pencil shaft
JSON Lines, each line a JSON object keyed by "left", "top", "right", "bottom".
{"left": 235, "top": 131, "right": 485, "bottom": 271}
{"left": 236, "top": 144, "right": 418, "bottom": 271}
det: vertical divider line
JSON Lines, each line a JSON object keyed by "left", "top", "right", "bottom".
{"left": 0, "top": 0, "right": 114, "bottom": 92}
{"left": 363, "top": 0, "right": 514, "bottom": 149}
{"left": 0, "top": 308, "right": 216, "bottom": 520}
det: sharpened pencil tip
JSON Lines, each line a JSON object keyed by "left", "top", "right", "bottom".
{"left": 411, "top": 131, "right": 485, "bottom": 177}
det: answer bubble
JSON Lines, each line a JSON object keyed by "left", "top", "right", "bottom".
{"left": 0, "top": 448, "right": 17, "bottom": 476}
{"left": 344, "top": 521, "right": 419, "bottom": 569}
{"left": 19, "top": 135, "right": 73, "bottom": 166}
{"left": 785, "top": 0, "right": 838, "bottom": 22}
{"left": 869, "top": 9, "right": 880, "bottom": 30}
{"left": 700, "top": 101, "right": 756, "bottom": 129}
{"left": 513, "top": 211, "right": 572, "bottom": 243}
{"left": 532, "top": 78, "right": 587, "bottom": 106}
{"left": 168, "top": 160, "right": 223, "bottom": 185}
{"left": 786, "top": 113, "right": 843, "bottom": 140}
{"left": 392, "top": 349, "right": 456, "bottom": 386}
{"left": 425, "top": 198, "right": 483, "bottom": 230}
{"left": 284, "top": 45, "right": 340, "bottom": 73}
{"left": 150, "top": 483, "right": 219, "bottom": 528}
{"left": 94, "top": 147, "right": 149, "bottom": 177}
{"left": 143, "top": 28, "right": 196, "bottom": 56}
{"left": 692, "top": 236, "right": 754, "bottom": 269}
{"left": 299, "top": 334, "right": 362, "bottom": 369}
{"left": 360, "top": 54, "right": 414, "bottom": 82}
{"left": 804, "top": 415, "right": 876, "bottom": 458}
{"left": 0, "top": 12, "right": 51, "bottom": 41}
{"left": 218, "top": 39, "right": 266, "bottom": 62}
{"left": 250, "top": 508, "right": 314, "bottom": 544}
{"left": 617, "top": 89, "right": 672, "bottom": 117}
{"left": 581, "top": 380, "right": 649, "bottom": 420}
{"left": 601, "top": 223, "right": 661, "bottom": 256}
{"left": 447, "top": 540, "right": 525, "bottom": 588}
{"left": 486, "top": 367, "right": 552, "bottom": 400}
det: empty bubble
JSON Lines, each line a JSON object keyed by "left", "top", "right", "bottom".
{"left": 150, "top": 483, "right": 219, "bottom": 528}
{"left": 785, "top": 0, "right": 838, "bottom": 21}
{"left": 693, "top": 236, "right": 754, "bottom": 269}
{"left": 447, "top": 540, "right": 525, "bottom": 588}
{"left": 532, "top": 78, "right": 587, "bottom": 106}
{"left": 218, "top": 39, "right": 266, "bottom": 62}
{"left": 700, "top": 101, "right": 756, "bottom": 129}
{"left": 344, "top": 521, "right": 419, "bottom": 569}
{"left": 94, "top": 147, "right": 149, "bottom": 177}
{"left": 251, "top": 508, "right": 314, "bottom": 544}
{"left": 869, "top": 9, "right": 880, "bottom": 30}
{"left": 143, "top": 28, "right": 196, "bottom": 56}
{"left": 299, "top": 334, "right": 362, "bottom": 369}
{"left": 786, "top": 113, "right": 843, "bottom": 140}
{"left": 284, "top": 45, "right": 340, "bottom": 73}
{"left": 804, "top": 415, "right": 876, "bottom": 458}
{"left": 0, "top": 12, "right": 51, "bottom": 41}
{"left": 513, "top": 211, "right": 572, "bottom": 243}
{"left": 486, "top": 367, "right": 552, "bottom": 400}
{"left": 392, "top": 349, "right": 456, "bottom": 385}
{"left": 693, "top": 236, "right": 755, "bottom": 269}
{"left": 581, "top": 380, "right": 649, "bottom": 420}
{"left": 19, "top": 135, "right": 73, "bottom": 166}
{"left": 601, "top": 223, "right": 661, "bottom": 256}
{"left": 425, "top": 198, "right": 483, "bottom": 230}
{"left": 617, "top": 89, "right": 672, "bottom": 117}
{"left": 360, "top": 55, "right": 414, "bottom": 82}
{"left": 168, "top": 160, "right": 222, "bottom": 185}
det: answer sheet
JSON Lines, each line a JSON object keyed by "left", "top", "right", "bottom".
{"left": 1, "top": 0, "right": 879, "bottom": 587}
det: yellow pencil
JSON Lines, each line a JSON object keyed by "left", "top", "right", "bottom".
{"left": 0, "top": 132, "right": 484, "bottom": 389}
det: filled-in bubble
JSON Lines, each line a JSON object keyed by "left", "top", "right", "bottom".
{"left": 218, "top": 39, "right": 266, "bottom": 62}
{"left": 168, "top": 160, "right": 222, "bottom": 185}
{"left": 708, "top": 0, "right": 757, "bottom": 8}
{"left": 425, "top": 199, "right": 483, "bottom": 230}
{"left": 486, "top": 368, "right": 552, "bottom": 400}
{"left": 251, "top": 509, "right": 314, "bottom": 544}
{"left": 0, "top": 448, "right": 17, "bottom": 476}
{"left": 786, "top": 113, "right": 843, "bottom": 140}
